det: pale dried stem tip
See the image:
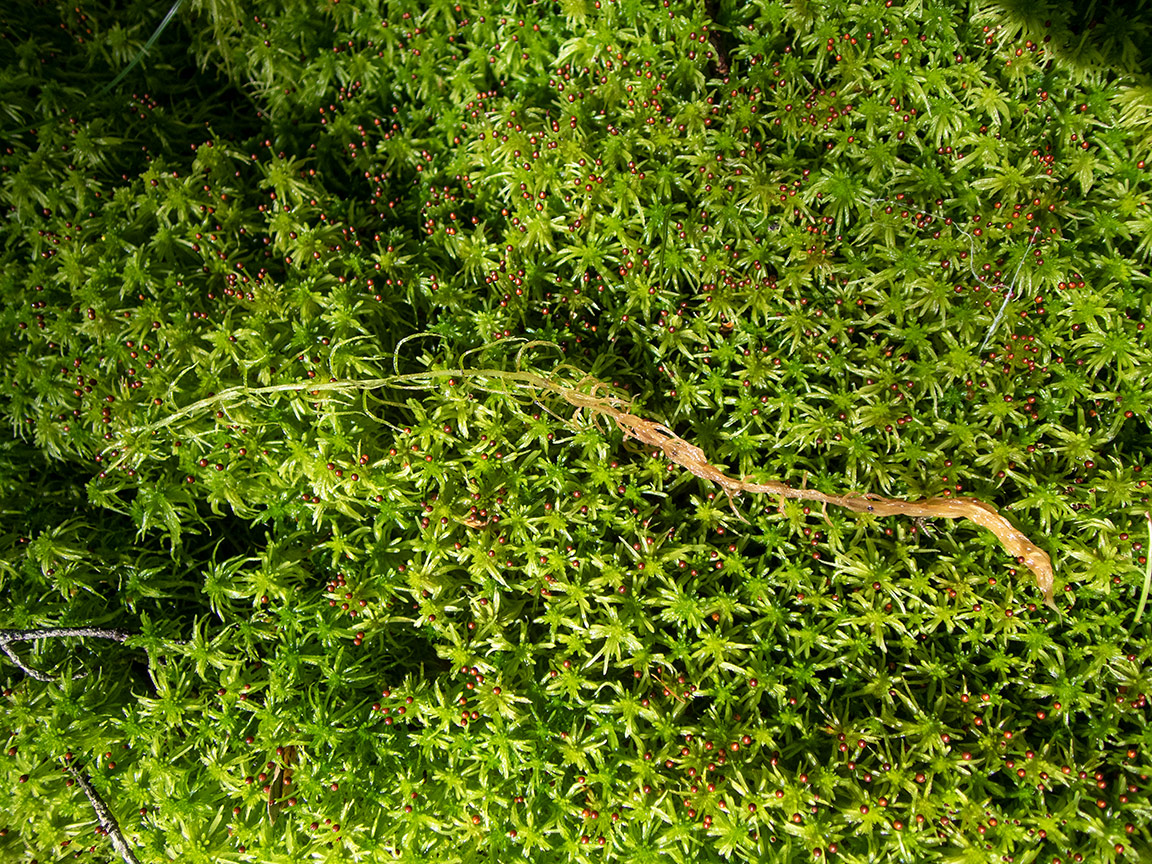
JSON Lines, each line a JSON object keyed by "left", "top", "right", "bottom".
{"left": 0, "top": 627, "right": 133, "bottom": 682}
{"left": 66, "top": 765, "right": 142, "bottom": 864}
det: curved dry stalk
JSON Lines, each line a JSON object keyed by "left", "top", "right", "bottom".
{"left": 383, "top": 368, "right": 1056, "bottom": 606}
{"left": 267, "top": 745, "right": 298, "bottom": 825}
{"left": 114, "top": 365, "right": 1057, "bottom": 607}
{"left": 548, "top": 379, "right": 1057, "bottom": 609}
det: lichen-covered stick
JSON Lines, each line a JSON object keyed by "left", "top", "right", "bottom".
{"left": 65, "top": 765, "right": 142, "bottom": 864}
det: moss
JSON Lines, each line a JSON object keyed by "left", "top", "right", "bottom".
{"left": 1, "top": 0, "right": 1151, "bottom": 861}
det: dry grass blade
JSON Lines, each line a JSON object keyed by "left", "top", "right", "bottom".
{"left": 651, "top": 672, "right": 686, "bottom": 704}
{"left": 544, "top": 374, "right": 1058, "bottom": 610}
{"left": 119, "top": 363, "right": 1057, "bottom": 608}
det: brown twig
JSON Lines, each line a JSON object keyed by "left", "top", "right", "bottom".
{"left": 652, "top": 673, "right": 687, "bottom": 704}
{"left": 0, "top": 627, "right": 134, "bottom": 682}
{"left": 66, "top": 765, "right": 142, "bottom": 864}
{"left": 563, "top": 385, "right": 1056, "bottom": 609}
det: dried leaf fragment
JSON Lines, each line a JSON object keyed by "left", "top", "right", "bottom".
{"left": 267, "top": 745, "right": 297, "bottom": 825}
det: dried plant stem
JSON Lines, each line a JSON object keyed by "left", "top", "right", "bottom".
{"left": 384, "top": 368, "right": 1058, "bottom": 608}
{"left": 979, "top": 226, "right": 1041, "bottom": 351}
{"left": 0, "top": 627, "right": 133, "bottom": 682}
{"left": 701, "top": 0, "right": 730, "bottom": 75}
{"left": 66, "top": 765, "right": 142, "bottom": 864}
{"left": 117, "top": 366, "right": 1058, "bottom": 608}
{"left": 3, "top": 628, "right": 145, "bottom": 862}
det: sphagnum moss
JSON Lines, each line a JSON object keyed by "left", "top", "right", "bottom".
{"left": 3, "top": 0, "right": 1152, "bottom": 862}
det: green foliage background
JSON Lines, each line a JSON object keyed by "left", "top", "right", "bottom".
{"left": 2, "top": 0, "right": 1152, "bottom": 861}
